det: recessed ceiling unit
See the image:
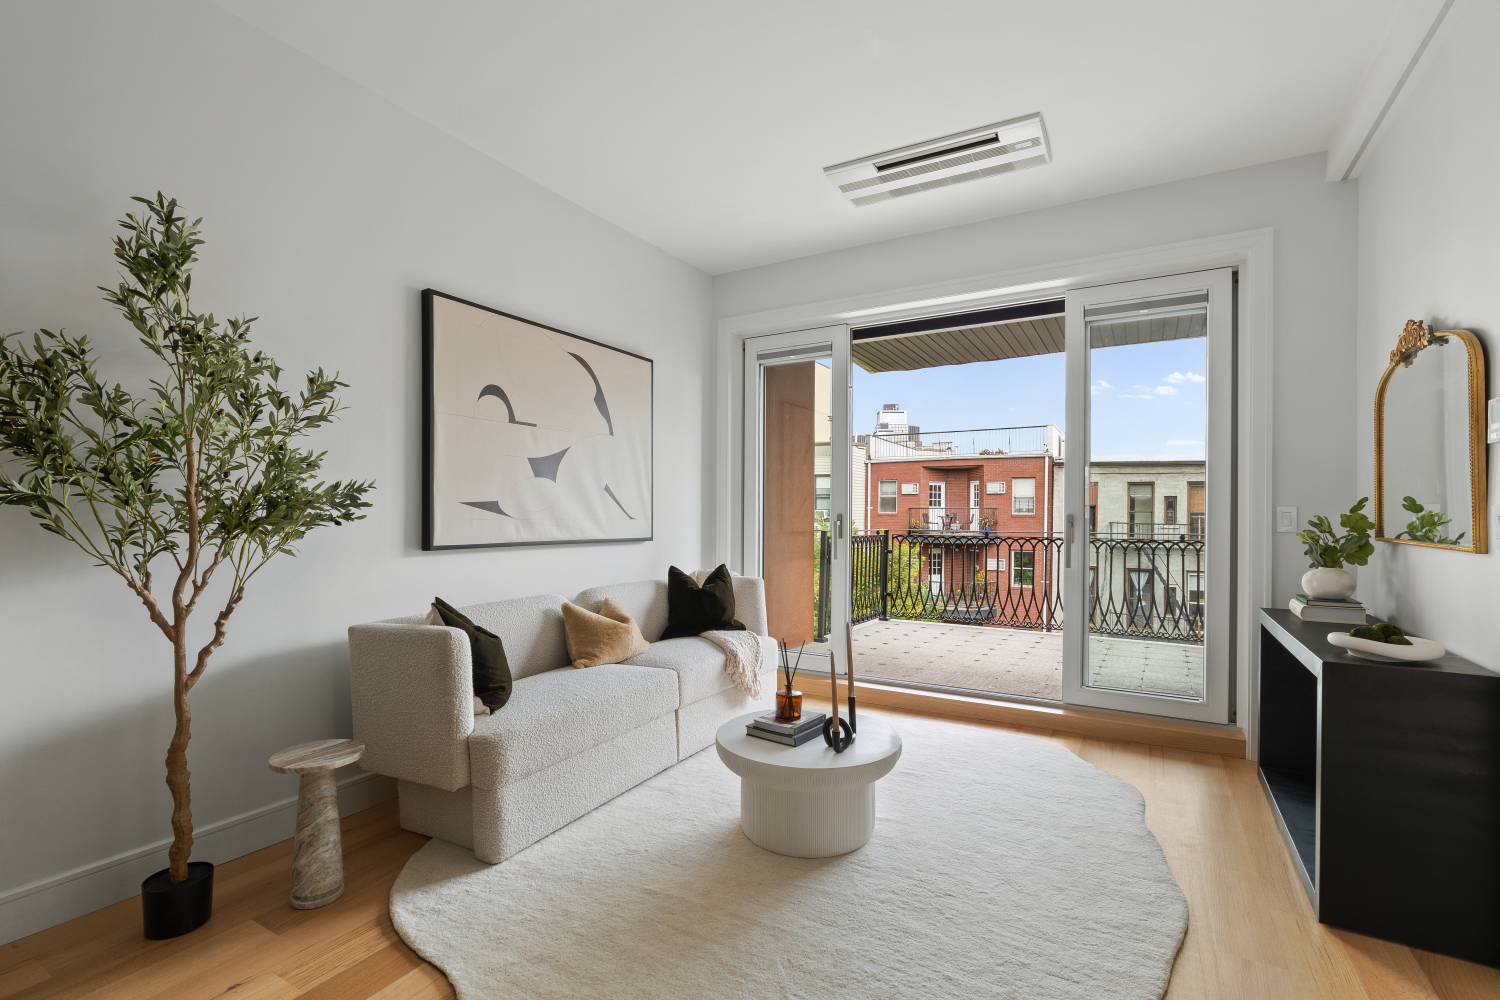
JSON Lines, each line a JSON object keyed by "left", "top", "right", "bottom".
{"left": 824, "top": 113, "right": 1051, "bottom": 207}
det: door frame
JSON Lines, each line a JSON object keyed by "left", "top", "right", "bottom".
{"left": 740, "top": 326, "right": 852, "bottom": 668}
{"left": 715, "top": 229, "right": 1273, "bottom": 756}
{"left": 1061, "top": 268, "right": 1234, "bottom": 724}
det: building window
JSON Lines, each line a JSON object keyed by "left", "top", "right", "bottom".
{"left": 1163, "top": 496, "right": 1177, "bottom": 525}
{"left": 815, "top": 475, "right": 831, "bottom": 517}
{"left": 928, "top": 549, "right": 943, "bottom": 589}
{"left": 1012, "top": 477, "right": 1036, "bottom": 515}
{"left": 928, "top": 482, "right": 945, "bottom": 507}
{"left": 878, "top": 480, "right": 897, "bottom": 514}
{"left": 1011, "top": 549, "right": 1034, "bottom": 587}
{"left": 1188, "top": 482, "right": 1205, "bottom": 537}
{"left": 1128, "top": 483, "right": 1154, "bottom": 537}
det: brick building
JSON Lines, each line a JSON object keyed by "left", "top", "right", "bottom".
{"left": 858, "top": 423, "right": 1064, "bottom": 608}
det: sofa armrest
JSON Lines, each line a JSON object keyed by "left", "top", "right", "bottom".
{"left": 348, "top": 623, "right": 473, "bottom": 791}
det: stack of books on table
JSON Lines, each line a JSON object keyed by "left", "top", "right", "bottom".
{"left": 1289, "top": 593, "right": 1368, "bottom": 624}
{"left": 745, "top": 711, "right": 827, "bottom": 747}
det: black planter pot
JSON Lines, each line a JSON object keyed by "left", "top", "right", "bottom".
{"left": 141, "top": 861, "right": 214, "bottom": 939}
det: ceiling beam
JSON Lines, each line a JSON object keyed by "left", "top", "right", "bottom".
{"left": 1326, "top": 0, "right": 1463, "bottom": 182}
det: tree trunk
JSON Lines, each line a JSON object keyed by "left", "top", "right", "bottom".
{"left": 165, "top": 630, "right": 193, "bottom": 883}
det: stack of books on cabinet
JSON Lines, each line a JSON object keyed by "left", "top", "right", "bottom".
{"left": 1289, "top": 594, "right": 1366, "bottom": 624}
{"left": 745, "top": 711, "right": 826, "bottom": 746}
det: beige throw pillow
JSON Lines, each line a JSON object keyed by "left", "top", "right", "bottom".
{"left": 562, "top": 597, "right": 650, "bottom": 668}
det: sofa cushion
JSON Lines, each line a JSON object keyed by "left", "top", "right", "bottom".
{"left": 624, "top": 635, "right": 778, "bottom": 706}
{"left": 573, "top": 580, "right": 669, "bottom": 642}
{"left": 467, "top": 664, "right": 678, "bottom": 788}
{"left": 458, "top": 595, "right": 570, "bottom": 681}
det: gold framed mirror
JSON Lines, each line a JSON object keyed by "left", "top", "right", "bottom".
{"left": 1374, "top": 319, "right": 1488, "bottom": 553}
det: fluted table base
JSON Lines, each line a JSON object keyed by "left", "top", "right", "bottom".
{"left": 740, "top": 781, "right": 875, "bottom": 857}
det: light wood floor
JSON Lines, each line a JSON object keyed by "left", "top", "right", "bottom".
{"left": 4, "top": 707, "right": 1498, "bottom": 999}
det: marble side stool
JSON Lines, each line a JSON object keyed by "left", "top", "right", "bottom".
{"left": 268, "top": 738, "right": 364, "bottom": 909}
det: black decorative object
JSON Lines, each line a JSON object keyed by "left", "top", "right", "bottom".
{"left": 823, "top": 649, "right": 856, "bottom": 753}
{"left": 822, "top": 714, "right": 854, "bottom": 752}
{"left": 141, "top": 861, "right": 214, "bottom": 939}
{"left": 422, "top": 289, "right": 653, "bottom": 550}
{"left": 844, "top": 622, "right": 858, "bottom": 733}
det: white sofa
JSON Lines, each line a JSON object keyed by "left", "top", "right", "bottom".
{"left": 348, "top": 575, "right": 776, "bottom": 863}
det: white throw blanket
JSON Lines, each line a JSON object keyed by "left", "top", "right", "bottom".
{"left": 699, "top": 629, "right": 764, "bottom": 699}
{"left": 691, "top": 568, "right": 764, "bottom": 698}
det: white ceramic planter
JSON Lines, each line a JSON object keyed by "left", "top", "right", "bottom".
{"left": 1302, "top": 566, "right": 1356, "bottom": 600}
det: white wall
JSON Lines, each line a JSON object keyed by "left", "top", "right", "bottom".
{"left": 715, "top": 152, "right": 1361, "bottom": 611}
{"left": 1354, "top": 0, "right": 1499, "bottom": 670}
{"left": 0, "top": 0, "right": 710, "bottom": 942}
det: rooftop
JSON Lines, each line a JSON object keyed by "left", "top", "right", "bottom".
{"left": 868, "top": 423, "right": 1063, "bottom": 462}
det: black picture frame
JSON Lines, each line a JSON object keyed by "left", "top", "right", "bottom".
{"left": 422, "top": 288, "right": 654, "bottom": 550}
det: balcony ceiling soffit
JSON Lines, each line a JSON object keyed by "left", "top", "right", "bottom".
{"left": 853, "top": 310, "right": 1207, "bottom": 374}
{"left": 854, "top": 315, "right": 1064, "bottom": 373}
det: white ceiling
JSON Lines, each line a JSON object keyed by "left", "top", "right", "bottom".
{"left": 213, "top": 0, "right": 1402, "bottom": 275}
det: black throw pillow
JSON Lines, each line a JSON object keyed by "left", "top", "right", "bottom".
{"left": 432, "top": 597, "right": 513, "bottom": 711}
{"left": 661, "top": 565, "right": 746, "bottom": 640}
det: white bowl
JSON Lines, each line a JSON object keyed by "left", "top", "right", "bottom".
{"left": 1326, "top": 632, "right": 1445, "bottom": 662}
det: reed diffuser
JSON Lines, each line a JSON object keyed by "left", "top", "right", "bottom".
{"left": 775, "top": 640, "right": 805, "bottom": 722}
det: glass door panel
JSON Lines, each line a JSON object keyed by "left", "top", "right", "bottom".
{"left": 1063, "top": 270, "right": 1232, "bottom": 723}
{"left": 743, "top": 328, "right": 850, "bottom": 666}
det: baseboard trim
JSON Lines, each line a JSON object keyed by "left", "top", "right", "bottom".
{"left": 844, "top": 682, "right": 1247, "bottom": 758}
{"left": 0, "top": 770, "right": 396, "bottom": 947}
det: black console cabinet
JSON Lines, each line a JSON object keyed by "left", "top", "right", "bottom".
{"left": 1259, "top": 608, "right": 1500, "bottom": 967}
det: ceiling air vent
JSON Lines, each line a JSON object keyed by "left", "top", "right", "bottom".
{"left": 824, "top": 113, "right": 1051, "bottom": 207}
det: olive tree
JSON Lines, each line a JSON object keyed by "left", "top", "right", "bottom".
{"left": 0, "top": 195, "right": 374, "bottom": 881}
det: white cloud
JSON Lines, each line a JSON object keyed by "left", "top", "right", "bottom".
{"left": 1166, "top": 439, "right": 1203, "bottom": 447}
{"left": 1164, "top": 371, "right": 1205, "bottom": 383}
{"left": 1095, "top": 380, "right": 1111, "bottom": 389}
{"left": 1122, "top": 393, "right": 1155, "bottom": 399}
{"left": 1153, "top": 385, "right": 1177, "bottom": 395}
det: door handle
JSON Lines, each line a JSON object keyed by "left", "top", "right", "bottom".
{"left": 1065, "top": 514, "right": 1074, "bottom": 569}
{"left": 835, "top": 514, "right": 843, "bottom": 559}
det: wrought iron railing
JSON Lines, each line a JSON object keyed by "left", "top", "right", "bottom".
{"left": 846, "top": 530, "right": 1205, "bottom": 643}
{"left": 1087, "top": 536, "right": 1205, "bottom": 641}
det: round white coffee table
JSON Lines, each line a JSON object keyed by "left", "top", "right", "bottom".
{"left": 715, "top": 713, "right": 902, "bottom": 858}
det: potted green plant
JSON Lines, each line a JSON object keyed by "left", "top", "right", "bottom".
{"left": 0, "top": 195, "right": 374, "bottom": 939}
{"left": 978, "top": 515, "right": 994, "bottom": 536}
{"left": 1295, "top": 498, "right": 1374, "bottom": 599}
{"left": 1394, "top": 496, "right": 1466, "bottom": 546}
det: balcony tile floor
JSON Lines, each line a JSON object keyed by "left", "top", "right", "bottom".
{"left": 852, "top": 619, "right": 1204, "bottom": 701}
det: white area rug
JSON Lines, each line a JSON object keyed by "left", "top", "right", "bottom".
{"left": 390, "top": 715, "right": 1188, "bottom": 999}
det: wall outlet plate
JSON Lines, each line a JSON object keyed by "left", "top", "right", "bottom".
{"left": 1488, "top": 397, "right": 1499, "bottom": 444}
{"left": 1276, "top": 506, "right": 1298, "bottom": 533}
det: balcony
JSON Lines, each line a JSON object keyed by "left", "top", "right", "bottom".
{"left": 829, "top": 529, "right": 1207, "bottom": 702}
{"left": 868, "top": 423, "right": 1063, "bottom": 461}
{"left": 1102, "top": 520, "right": 1204, "bottom": 540}
{"left": 904, "top": 507, "right": 999, "bottom": 532}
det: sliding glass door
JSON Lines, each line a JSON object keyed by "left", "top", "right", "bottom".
{"left": 1062, "top": 270, "right": 1233, "bottom": 723}
{"left": 742, "top": 327, "right": 851, "bottom": 667}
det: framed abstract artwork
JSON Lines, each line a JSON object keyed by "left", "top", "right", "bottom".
{"left": 422, "top": 289, "right": 653, "bottom": 549}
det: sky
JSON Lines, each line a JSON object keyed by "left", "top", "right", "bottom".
{"left": 852, "top": 338, "right": 1207, "bottom": 461}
